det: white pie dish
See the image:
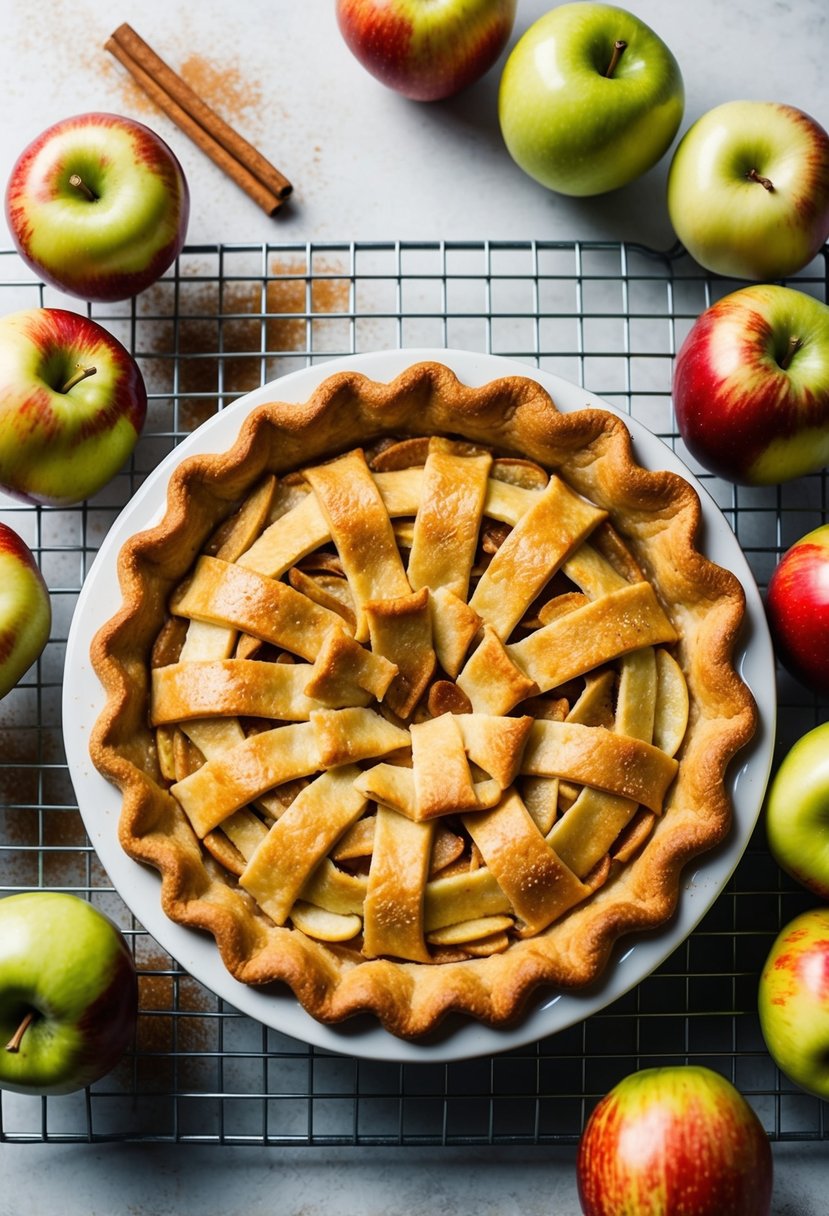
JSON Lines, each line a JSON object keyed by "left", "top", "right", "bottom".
{"left": 62, "top": 348, "right": 776, "bottom": 1063}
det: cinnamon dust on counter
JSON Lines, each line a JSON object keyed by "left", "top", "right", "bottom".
{"left": 139, "top": 257, "right": 352, "bottom": 432}
{"left": 105, "top": 45, "right": 275, "bottom": 146}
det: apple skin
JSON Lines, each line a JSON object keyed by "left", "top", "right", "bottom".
{"left": 497, "top": 3, "right": 684, "bottom": 197}
{"left": 335, "top": 0, "right": 517, "bottom": 102}
{"left": 765, "top": 723, "right": 829, "bottom": 899}
{"left": 759, "top": 907, "right": 829, "bottom": 1101}
{"left": 6, "top": 111, "right": 189, "bottom": 302}
{"left": 576, "top": 1066, "right": 772, "bottom": 1216}
{"left": 0, "top": 522, "right": 51, "bottom": 700}
{"left": 766, "top": 525, "right": 829, "bottom": 696}
{"left": 0, "top": 307, "right": 147, "bottom": 507}
{"left": 0, "top": 892, "right": 138, "bottom": 1096}
{"left": 672, "top": 284, "right": 829, "bottom": 485}
{"left": 667, "top": 101, "right": 829, "bottom": 281}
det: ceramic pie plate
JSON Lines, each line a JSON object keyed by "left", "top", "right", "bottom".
{"left": 62, "top": 348, "right": 776, "bottom": 1063}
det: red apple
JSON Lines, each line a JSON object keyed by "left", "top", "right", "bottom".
{"left": 335, "top": 0, "right": 517, "bottom": 102}
{"left": 673, "top": 283, "right": 829, "bottom": 485}
{"left": 577, "top": 1066, "right": 773, "bottom": 1216}
{"left": 0, "top": 307, "right": 147, "bottom": 506}
{"left": 758, "top": 907, "right": 829, "bottom": 1101}
{"left": 766, "top": 524, "right": 829, "bottom": 696}
{"left": 6, "top": 112, "right": 189, "bottom": 302}
{"left": 0, "top": 523, "right": 51, "bottom": 701}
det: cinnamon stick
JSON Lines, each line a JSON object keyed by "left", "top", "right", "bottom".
{"left": 105, "top": 23, "right": 292, "bottom": 216}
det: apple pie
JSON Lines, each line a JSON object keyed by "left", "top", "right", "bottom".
{"left": 89, "top": 361, "right": 757, "bottom": 1038}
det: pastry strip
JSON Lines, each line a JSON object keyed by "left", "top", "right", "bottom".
{"left": 208, "top": 475, "right": 277, "bottom": 563}
{"left": 171, "top": 709, "right": 408, "bottom": 834}
{"left": 151, "top": 658, "right": 325, "bottom": 724}
{"left": 303, "top": 629, "right": 397, "bottom": 706}
{"left": 355, "top": 764, "right": 502, "bottom": 821}
{"left": 304, "top": 450, "right": 411, "bottom": 641}
{"left": 240, "top": 767, "right": 368, "bottom": 925}
{"left": 411, "top": 712, "right": 480, "bottom": 818}
{"left": 462, "top": 790, "right": 589, "bottom": 936}
{"left": 171, "top": 720, "right": 322, "bottom": 835}
{"left": 363, "top": 807, "right": 433, "bottom": 963}
{"left": 457, "top": 625, "right": 537, "bottom": 715}
{"left": 287, "top": 568, "right": 358, "bottom": 634}
{"left": 364, "top": 588, "right": 436, "bottom": 719}
{"left": 521, "top": 719, "right": 678, "bottom": 813}
{"left": 455, "top": 713, "right": 533, "bottom": 788}
{"left": 548, "top": 647, "right": 658, "bottom": 876}
{"left": 507, "top": 581, "right": 678, "bottom": 693}
{"left": 219, "top": 808, "right": 268, "bottom": 860}
{"left": 407, "top": 439, "right": 492, "bottom": 600}
{"left": 311, "top": 706, "right": 411, "bottom": 768}
{"left": 174, "top": 466, "right": 541, "bottom": 668}
{"left": 469, "top": 476, "right": 606, "bottom": 639}
{"left": 429, "top": 587, "right": 482, "bottom": 679}
{"left": 171, "top": 556, "right": 347, "bottom": 660}
{"left": 423, "top": 867, "right": 512, "bottom": 931}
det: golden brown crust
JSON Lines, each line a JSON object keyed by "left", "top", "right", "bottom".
{"left": 89, "top": 361, "right": 757, "bottom": 1039}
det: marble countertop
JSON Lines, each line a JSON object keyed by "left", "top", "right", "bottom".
{"left": 3, "top": 0, "right": 827, "bottom": 253}
{"left": 1, "top": 0, "right": 827, "bottom": 1211}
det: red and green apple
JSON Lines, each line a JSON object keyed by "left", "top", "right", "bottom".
{"left": 667, "top": 100, "right": 829, "bottom": 281}
{"left": 0, "top": 891, "right": 138, "bottom": 1095}
{"left": 5, "top": 112, "right": 189, "bottom": 302}
{"left": 672, "top": 284, "right": 829, "bottom": 484}
{"left": 759, "top": 907, "right": 829, "bottom": 1101}
{"left": 766, "top": 525, "right": 829, "bottom": 696}
{"left": 0, "top": 522, "right": 51, "bottom": 701}
{"left": 576, "top": 1065, "right": 772, "bottom": 1216}
{"left": 498, "top": 2, "right": 684, "bottom": 197}
{"left": 335, "top": 0, "right": 517, "bottom": 102}
{"left": 0, "top": 307, "right": 147, "bottom": 506}
{"left": 764, "top": 722, "right": 829, "bottom": 899}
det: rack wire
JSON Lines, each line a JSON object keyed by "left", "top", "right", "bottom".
{"left": 0, "top": 239, "right": 827, "bottom": 1146}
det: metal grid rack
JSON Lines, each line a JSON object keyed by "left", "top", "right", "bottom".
{"left": 0, "top": 239, "right": 826, "bottom": 1147}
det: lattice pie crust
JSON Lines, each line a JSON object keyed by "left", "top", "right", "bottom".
{"left": 89, "top": 362, "right": 757, "bottom": 1038}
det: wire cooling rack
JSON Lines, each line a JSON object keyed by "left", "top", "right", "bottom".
{"left": 0, "top": 239, "right": 827, "bottom": 1146}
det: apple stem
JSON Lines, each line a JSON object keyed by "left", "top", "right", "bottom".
{"left": 747, "top": 167, "right": 774, "bottom": 192}
{"left": 5, "top": 1009, "right": 36, "bottom": 1053}
{"left": 779, "top": 334, "right": 804, "bottom": 370}
{"left": 68, "top": 173, "right": 98, "bottom": 202}
{"left": 604, "top": 40, "right": 627, "bottom": 77}
{"left": 60, "top": 364, "right": 97, "bottom": 393}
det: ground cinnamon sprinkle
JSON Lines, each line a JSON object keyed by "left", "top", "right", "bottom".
{"left": 105, "top": 46, "right": 271, "bottom": 145}
{"left": 179, "top": 53, "right": 266, "bottom": 126}
{"left": 139, "top": 257, "right": 353, "bottom": 432}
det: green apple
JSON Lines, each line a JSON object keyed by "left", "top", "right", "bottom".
{"left": 759, "top": 907, "right": 829, "bottom": 1101}
{"left": 765, "top": 723, "right": 829, "bottom": 899}
{"left": 0, "top": 892, "right": 138, "bottom": 1095}
{"left": 667, "top": 101, "right": 829, "bottom": 281}
{"left": 497, "top": 2, "right": 684, "bottom": 196}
